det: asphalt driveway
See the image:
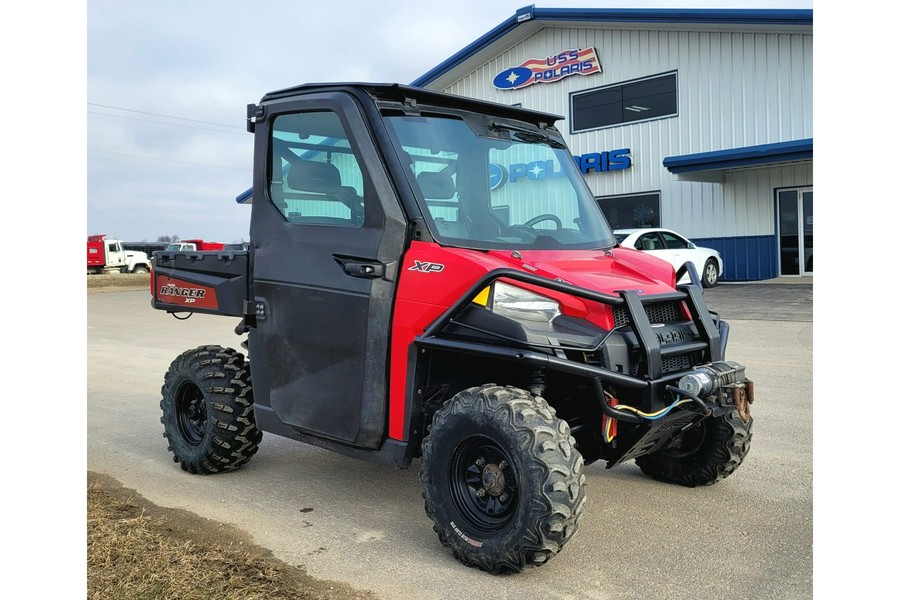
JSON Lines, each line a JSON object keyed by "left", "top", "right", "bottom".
{"left": 87, "top": 279, "right": 814, "bottom": 600}
{"left": 703, "top": 281, "right": 812, "bottom": 322}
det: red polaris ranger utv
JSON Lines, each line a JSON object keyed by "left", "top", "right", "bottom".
{"left": 151, "top": 83, "right": 754, "bottom": 574}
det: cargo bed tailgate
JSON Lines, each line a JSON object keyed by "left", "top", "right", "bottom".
{"left": 151, "top": 250, "right": 249, "bottom": 316}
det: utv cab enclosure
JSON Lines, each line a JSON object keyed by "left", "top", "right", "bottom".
{"left": 151, "top": 83, "right": 754, "bottom": 574}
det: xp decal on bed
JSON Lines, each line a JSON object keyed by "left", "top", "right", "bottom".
{"left": 151, "top": 83, "right": 754, "bottom": 574}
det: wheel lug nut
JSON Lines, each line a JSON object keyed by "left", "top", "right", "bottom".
{"left": 499, "top": 493, "right": 508, "bottom": 502}
{"left": 476, "top": 488, "right": 486, "bottom": 498}
{"left": 475, "top": 457, "right": 485, "bottom": 467}
{"left": 498, "top": 461, "right": 507, "bottom": 470}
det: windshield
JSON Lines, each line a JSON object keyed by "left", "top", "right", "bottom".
{"left": 384, "top": 114, "right": 616, "bottom": 250}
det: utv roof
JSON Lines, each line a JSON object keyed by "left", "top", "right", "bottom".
{"left": 258, "top": 82, "right": 563, "bottom": 126}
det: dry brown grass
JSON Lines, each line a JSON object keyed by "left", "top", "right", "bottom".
{"left": 87, "top": 273, "right": 152, "bottom": 293}
{"left": 87, "top": 473, "right": 378, "bottom": 600}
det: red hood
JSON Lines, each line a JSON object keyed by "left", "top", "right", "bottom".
{"left": 479, "top": 248, "right": 677, "bottom": 296}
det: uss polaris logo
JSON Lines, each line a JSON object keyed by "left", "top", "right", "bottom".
{"left": 493, "top": 48, "right": 602, "bottom": 90}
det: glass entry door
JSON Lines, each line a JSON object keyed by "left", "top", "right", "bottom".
{"left": 777, "top": 188, "right": 813, "bottom": 276}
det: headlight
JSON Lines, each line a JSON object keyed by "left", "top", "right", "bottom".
{"left": 478, "top": 281, "right": 561, "bottom": 323}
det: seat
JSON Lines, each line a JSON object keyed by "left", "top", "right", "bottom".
{"left": 334, "top": 185, "right": 365, "bottom": 227}
{"left": 285, "top": 161, "right": 364, "bottom": 226}
{"left": 287, "top": 160, "right": 342, "bottom": 195}
{"left": 642, "top": 237, "right": 657, "bottom": 250}
{"left": 417, "top": 171, "right": 456, "bottom": 200}
{"left": 417, "top": 171, "right": 469, "bottom": 239}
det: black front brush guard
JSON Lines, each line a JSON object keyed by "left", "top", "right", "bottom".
{"left": 418, "top": 267, "right": 725, "bottom": 381}
{"left": 414, "top": 268, "right": 730, "bottom": 464}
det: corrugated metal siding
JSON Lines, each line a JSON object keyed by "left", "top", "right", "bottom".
{"left": 688, "top": 161, "right": 812, "bottom": 280}
{"left": 726, "top": 162, "right": 813, "bottom": 235}
{"left": 442, "top": 25, "right": 813, "bottom": 242}
{"left": 692, "top": 235, "right": 778, "bottom": 282}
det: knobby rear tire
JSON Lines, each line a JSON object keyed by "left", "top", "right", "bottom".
{"left": 160, "top": 345, "right": 262, "bottom": 474}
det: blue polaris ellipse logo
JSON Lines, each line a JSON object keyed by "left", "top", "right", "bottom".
{"left": 493, "top": 67, "right": 533, "bottom": 90}
{"left": 489, "top": 163, "right": 508, "bottom": 189}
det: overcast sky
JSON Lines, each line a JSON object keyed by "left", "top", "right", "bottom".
{"left": 86, "top": 0, "right": 814, "bottom": 244}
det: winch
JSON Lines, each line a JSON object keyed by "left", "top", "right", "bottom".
{"left": 678, "top": 361, "right": 746, "bottom": 397}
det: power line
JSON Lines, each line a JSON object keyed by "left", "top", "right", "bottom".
{"left": 88, "top": 148, "right": 247, "bottom": 171}
{"left": 87, "top": 102, "right": 244, "bottom": 130}
{"left": 88, "top": 110, "right": 246, "bottom": 136}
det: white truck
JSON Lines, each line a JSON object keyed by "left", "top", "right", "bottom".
{"left": 87, "top": 234, "right": 152, "bottom": 275}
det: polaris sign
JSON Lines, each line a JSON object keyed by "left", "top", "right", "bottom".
{"left": 489, "top": 149, "right": 632, "bottom": 189}
{"left": 493, "top": 48, "right": 602, "bottom": 90}
{"left": 574, "top": 149, "right": 632, "bottom": 174}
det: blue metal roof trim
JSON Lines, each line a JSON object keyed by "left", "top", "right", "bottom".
{"left": 529, "top": 7, "right": 812, "bottom": 25}
{"left": 411, "top": 6, "right": 812, "bottom": 87}
{"left": 663, "top": 139, "right": 813, "bottom": 174}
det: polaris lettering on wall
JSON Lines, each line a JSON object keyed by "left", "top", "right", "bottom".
{"left": 490, "top": 149, "right": 631, "bottom": 188}
{"left": 493, "top": 48, "right": 602, "bottom": 90}
{"left": 573, "top": 149, "right": 632, "bottom": 174}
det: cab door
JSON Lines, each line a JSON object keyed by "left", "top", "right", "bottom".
{"left": 106, "top": 241, "right": 125, "bottom": 268}
{"left": 247, "top": 92, "right": 408, "bottom": 449}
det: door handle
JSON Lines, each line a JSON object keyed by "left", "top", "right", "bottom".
{"left": 339, "top": 259, "right": 385, "bottom": 279}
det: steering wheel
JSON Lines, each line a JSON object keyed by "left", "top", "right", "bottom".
{"left": 523, "top": 214, "right": 562, "bottom": 229}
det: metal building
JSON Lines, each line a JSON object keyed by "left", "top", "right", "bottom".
{"left": 411, "top": 6, "right": 813, "bottom": 281}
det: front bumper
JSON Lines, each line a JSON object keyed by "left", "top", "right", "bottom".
{"left": 414, "top": 268, "right": 754, "bottom": 464}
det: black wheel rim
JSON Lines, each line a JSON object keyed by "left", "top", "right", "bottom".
{"left": 449, "top": 435, "right": 518, "bottom": 531}
{"left": 175, "top": 382, "right": 207, "bottom": 445}
{"left": 661, "top": 421, "right": 707, "bottom": 459}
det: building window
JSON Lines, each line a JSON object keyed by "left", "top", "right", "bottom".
{"left": 570, "top": 72, "right": 677, "bottom": 133}
{"left": 597, "top": 192, "right": 660, "bottom": 230}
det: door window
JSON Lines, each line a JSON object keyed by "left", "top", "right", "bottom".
{"left": 269, "top": 111, "right": 366, "bottom": 228}
{"left": 637, "top": 232, "right": 664, "bottom": 251}
{"left": 659, "top": 231, "right": 689, "bottom": 249}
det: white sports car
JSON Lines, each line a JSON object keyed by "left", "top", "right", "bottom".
{"left": 614, "top": 228, "right": 724, "bottom": 288}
